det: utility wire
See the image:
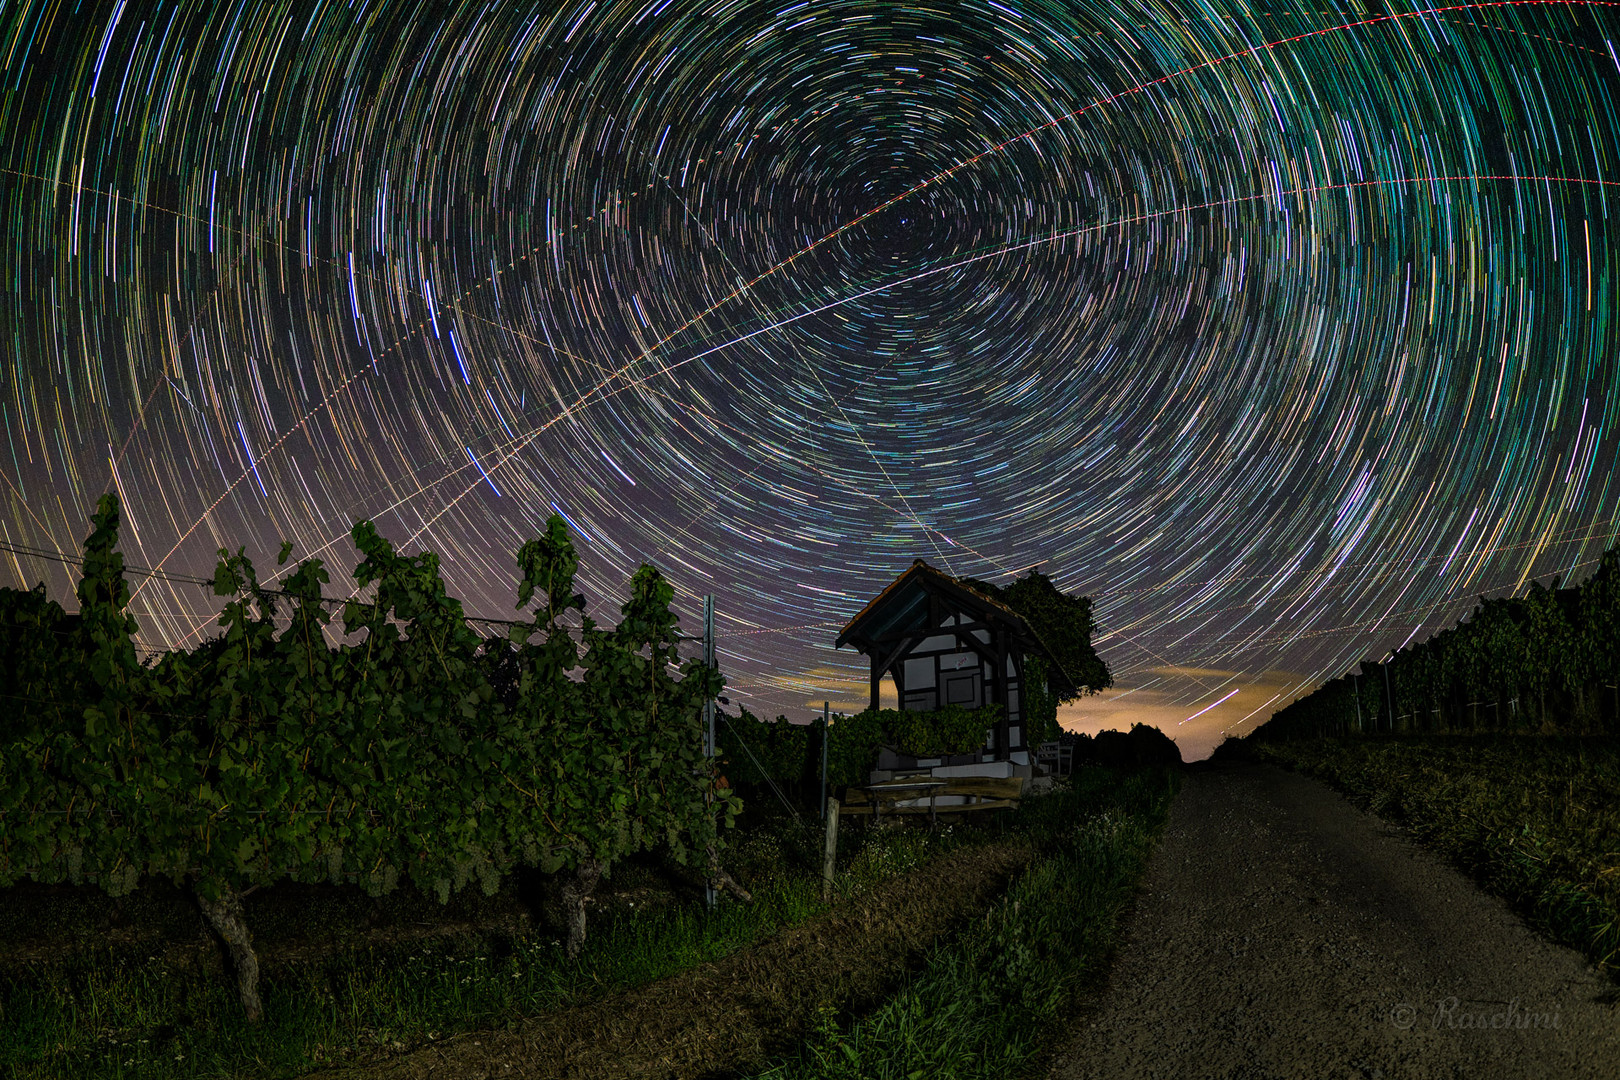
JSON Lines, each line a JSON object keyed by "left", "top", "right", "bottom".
{"left": 718, "top": 713, "right": 804, "bottom": 827}
{"left": 716, "top": 712, "right": 831, "bottom": 876}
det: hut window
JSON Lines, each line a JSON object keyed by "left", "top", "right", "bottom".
{"left": 943, "top": 670, "right": 981, "bottom": 707}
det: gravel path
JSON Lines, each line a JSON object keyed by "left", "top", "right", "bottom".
{"left": 1050, "top": 760, "right": 1620, "bottom": 1080}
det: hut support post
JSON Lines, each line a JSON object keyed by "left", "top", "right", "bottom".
{"left": 996, "top": 633, "right": 1009, "bottom": 756}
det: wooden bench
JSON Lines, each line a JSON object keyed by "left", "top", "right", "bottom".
{"left": 842, "top": 775, "right": 1026, "bottom": 821}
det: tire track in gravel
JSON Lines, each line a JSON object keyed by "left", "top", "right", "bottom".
{"left": 1049, "top": 760, "right": 1620, "bottom": 1080}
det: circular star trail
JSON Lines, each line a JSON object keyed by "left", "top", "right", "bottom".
{"left": 3, "top": 0, "right": 1618, "bottom": 751}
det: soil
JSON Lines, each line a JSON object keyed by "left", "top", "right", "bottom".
{"left": 305, "top": 839, "right": 1033, "bottom": 1080}
{"left": 1048, "top": 760, "right": 1620, "bottom": 1080}
{"left": 0, "top": 850, "right": 700, "bottom": 978}
{"left": 0, "top": 877, "right": 542, "bottom": 978}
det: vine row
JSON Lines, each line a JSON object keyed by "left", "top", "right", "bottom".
{"left": 0, "top": 495, "right": 739, "bottom": 1020}
{"left": 1250, "top": 546, "right": 1620, "bottom": 742}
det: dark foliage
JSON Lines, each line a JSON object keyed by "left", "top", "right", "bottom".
{"left": 1074, "top": 724, "right": 1183, "bottom": 769}
{"left": 959, "top": 569, "right": 1111, "bottom": 699}
{"left": 0, "top": 494, "right": 738, "bottom": 1018}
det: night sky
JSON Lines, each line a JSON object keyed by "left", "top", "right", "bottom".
{"left": 3, "top": 0, "right": 1618, "bottom": 760}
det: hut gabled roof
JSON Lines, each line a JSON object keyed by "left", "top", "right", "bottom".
{"left": 834, "top": 559, "right": 1012, "bottom": 648}
{"left": 835, "top": 560, "right": 1075, "bottom": 693}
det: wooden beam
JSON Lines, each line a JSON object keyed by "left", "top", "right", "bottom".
{"left": 863, "top": 622, "right": 998, "bottom": 650}
{"left": 866, "top": 618, "right": 998, "bottom": 644}
{"left": 950, "top": 630, "right": 996, "bottom": 667}
{"left": 868, "top": 621, "right": 1004, "bottom": 647}
{"left": 937, "top": 776, "right": 1025, "bottom": 799}
{"left": 896, "top": 799, "right": 1016, "bottom": 815}
{"left": 1007, "top": 650, "right": 1023, "bottom": 724}
{"left": 996, "top": 629, "right": 1010, "bottom": 753}
{"left": 875, "top": 632, "right": 920, "bottom": 685}
{"left": 902, "top": 642, "right": 989, "bottom": 658}
{"left": 840, "top": 786, "right": 1021, "bottom": 812}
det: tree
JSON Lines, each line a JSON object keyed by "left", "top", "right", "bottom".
{"left": 960, "top": 569, "right": 1111, "bottom": 745}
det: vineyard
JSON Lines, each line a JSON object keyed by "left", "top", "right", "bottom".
{"left": 0, "top": 493, "right": 745, "bottom": 1022}
{"left": 0, "top": 495, "right": 1079, "bottom": 1035}
{"left": 0, "top": 534, "right": 1179, "bottom": 1080}
{"left": 1249, "top": 546, "right": 1620, "bottom": 742}
{"left": 1251, "top": 735, "right": 1620, "bottom": 972}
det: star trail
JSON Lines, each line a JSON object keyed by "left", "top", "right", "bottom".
{"left": 3, "top": 0, "right": 1618, "bottom": 757}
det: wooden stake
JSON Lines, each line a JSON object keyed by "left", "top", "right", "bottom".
{"left": 822, "top": 797, "right": 840, "bottom": 902}
{"left": 820, "top": 701, "right": 830, "bottom": 821}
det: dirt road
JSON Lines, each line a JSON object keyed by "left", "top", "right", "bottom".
{"left": 1050, "top": 760, "right": 1620, "bottom": 1080}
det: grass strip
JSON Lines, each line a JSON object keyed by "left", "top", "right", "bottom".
{"left": 743, "top": 765, "right": 1180, "bottom": 1080}
{"left": 1255, "top": 735, "right": 1620, "bottom": 972}
{"left": 304, "top": 841, "right": 1036, "bottom": 1080}
{"left": 0, "top": 811, "right": 987, "bottom": 1079}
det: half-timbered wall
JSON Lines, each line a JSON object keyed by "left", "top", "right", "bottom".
{"left": 844, "top": 568, "right": 1052, "bottom": 777}
{"left": 887, "top": 610, "right": 1026, "bottom": 759}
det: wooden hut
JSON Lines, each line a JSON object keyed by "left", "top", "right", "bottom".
{"left": 835, "top": 559, "right": 1074, "bottom": 792}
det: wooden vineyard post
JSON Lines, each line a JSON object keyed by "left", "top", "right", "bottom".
{"left": 822, "top": 797, "right": 840, "bottom": 902}
{"left": 703, "top": 594, "right": 717, "bottom": 913}
{"left": 692, "top": 594, "right": 753, "bottom": 909}
{"left": 1383, "top": 656, "right": 1394, "bottom": 733}
{"left": 820, "top": 700, "right": 830, "bottom": 821}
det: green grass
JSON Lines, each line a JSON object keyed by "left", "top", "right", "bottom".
{"left": 1255, "top": 734, "right": 1620, "bottom": 973}
{"left": 744, "top": 766, "right": 1181, "bottom": 1080}
{"left": 0, "top": 806, "right": 997, "bottom": 1079}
